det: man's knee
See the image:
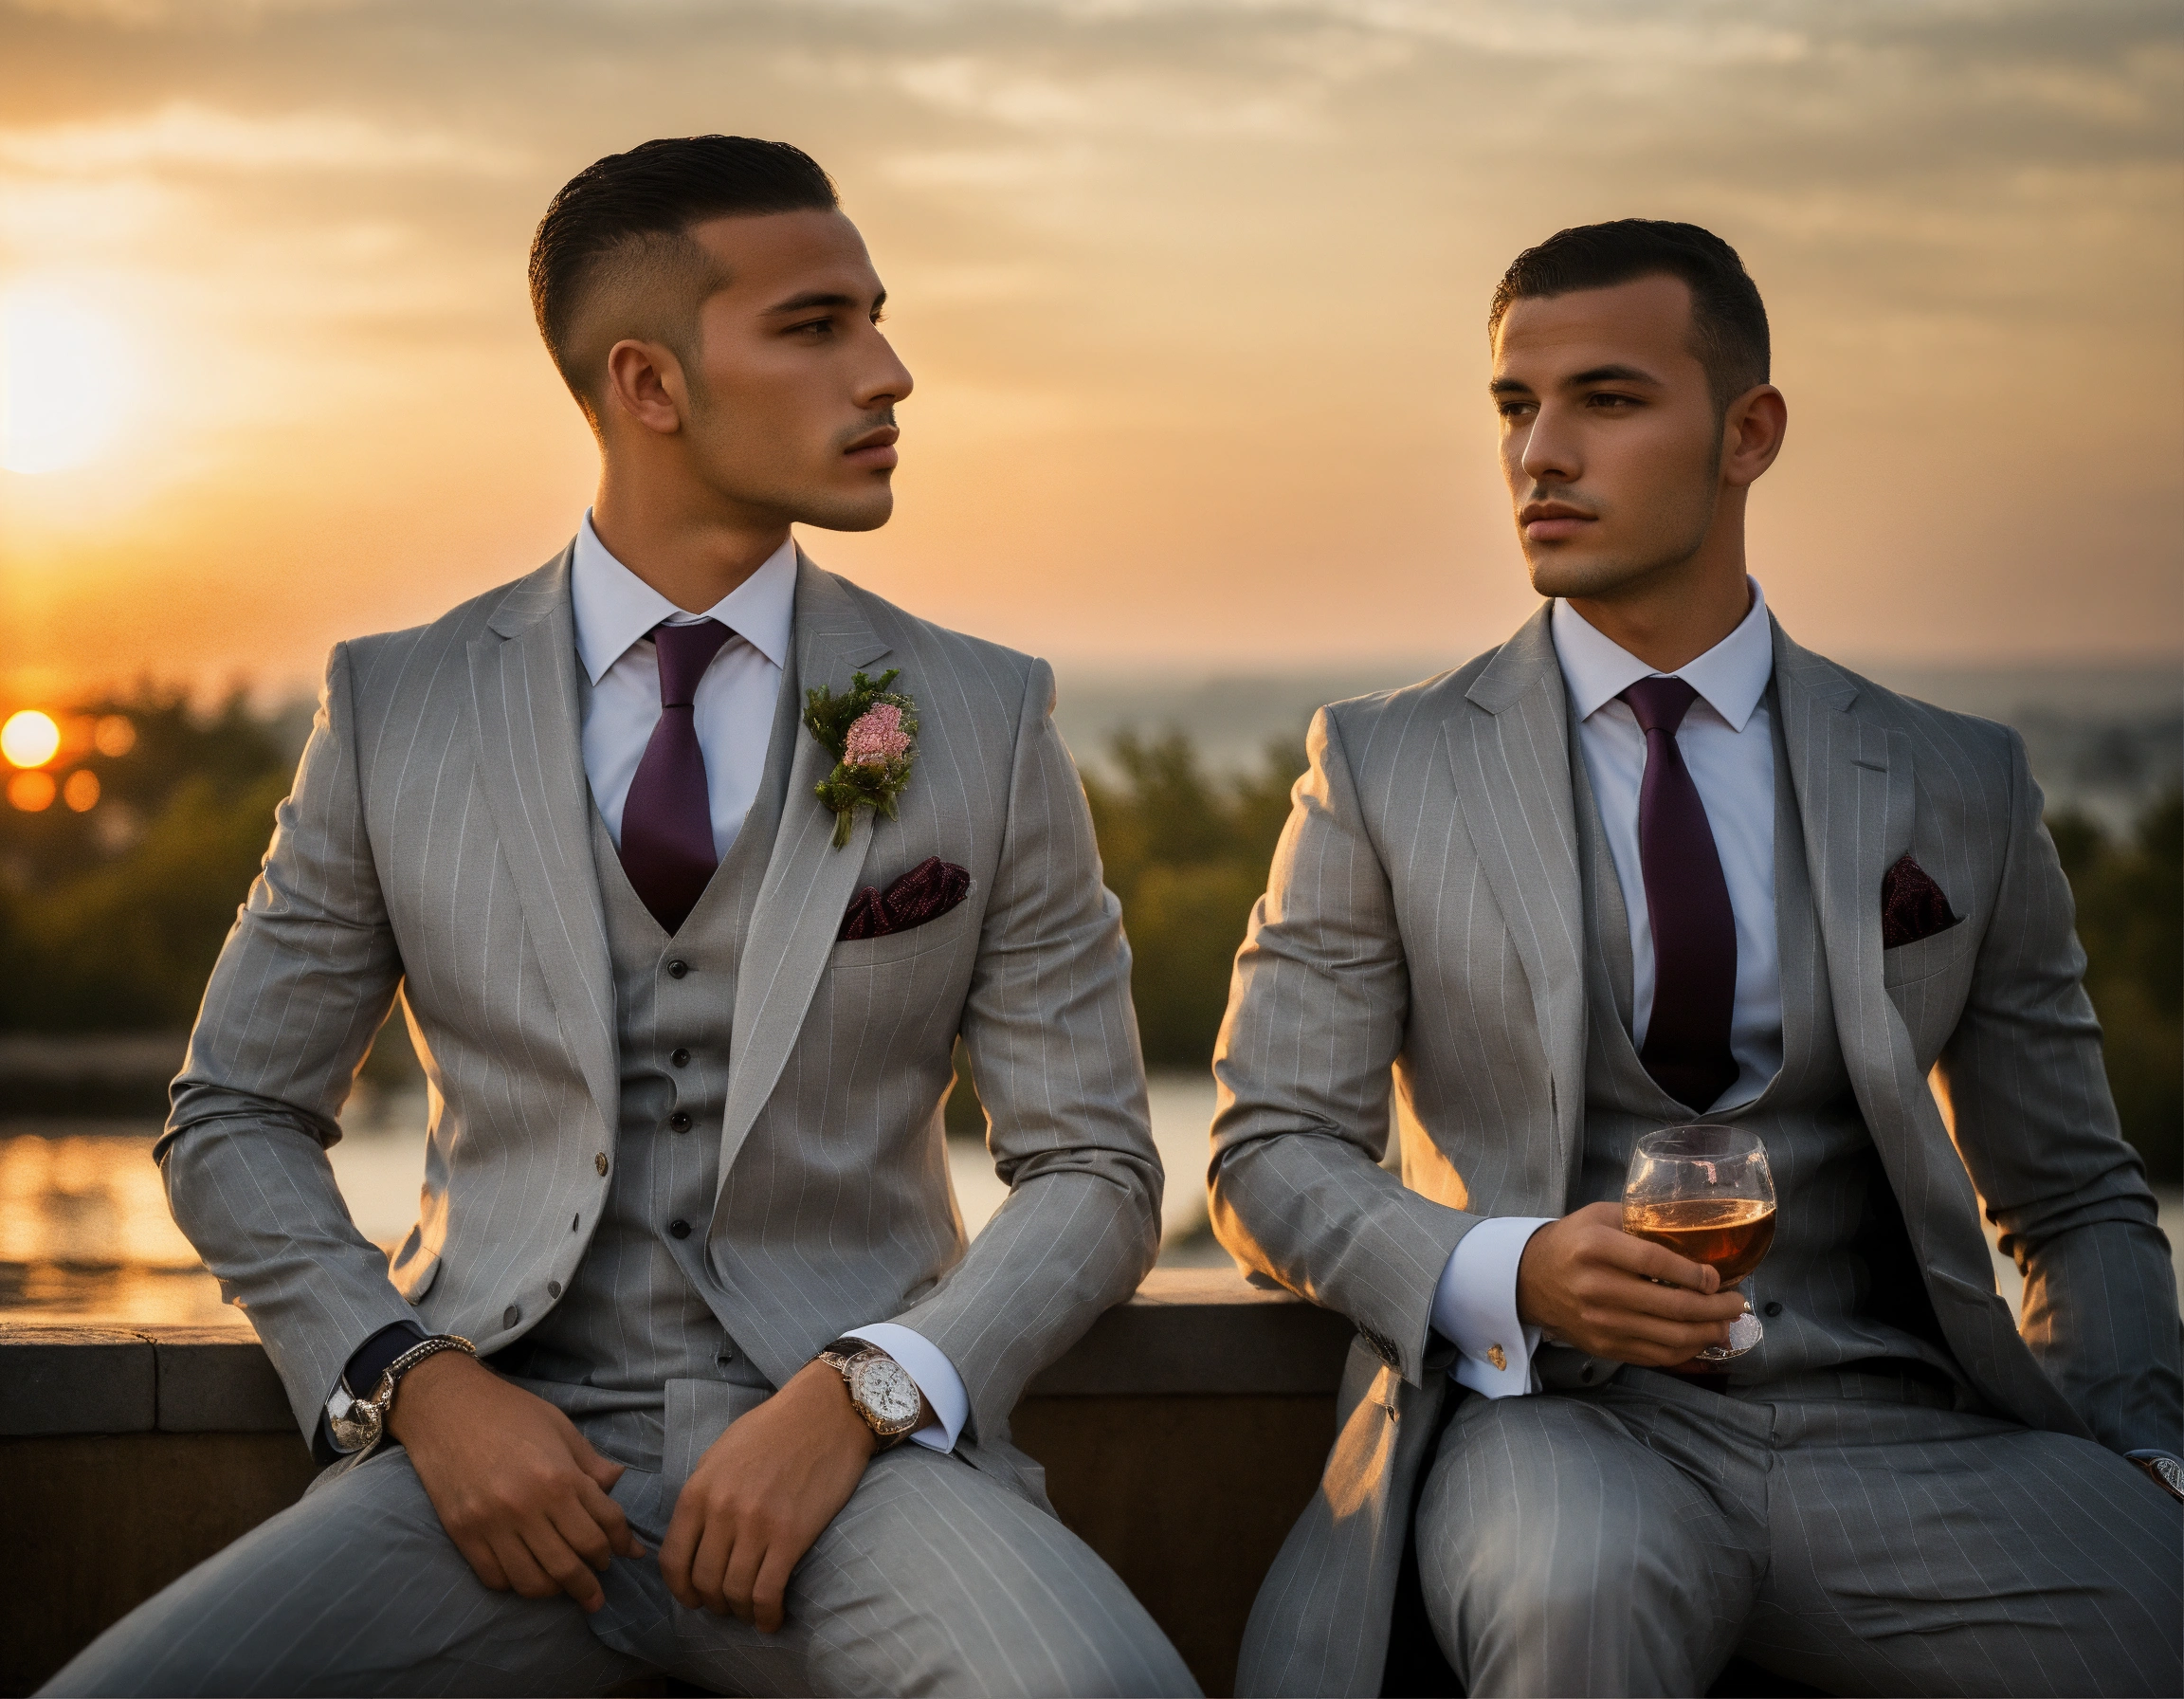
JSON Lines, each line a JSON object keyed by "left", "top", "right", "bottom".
{"left": 799, "top": 1451, "right": 1197, "bottom": 1697}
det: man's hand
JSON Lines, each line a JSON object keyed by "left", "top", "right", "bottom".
{"left": 659, "top": 1360, "right": 904, "bottom": 1633}
{"left": 1516, "top": 1201, "right": 1748, "bottom": 1365}
{"left": 385, "top": 1350, "right": 644, "bottom": 1613}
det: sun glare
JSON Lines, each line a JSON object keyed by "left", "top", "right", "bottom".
{"left": 0, "top": 288, "right": 139, "bottom": 476}
{"left": 2, "top": 710, "right": 63, "bottom": 769}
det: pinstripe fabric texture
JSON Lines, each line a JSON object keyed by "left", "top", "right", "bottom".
{"left": 1214, "top": 605, "right": 2183, "bottom": 1697}
{"left": 43, "top": 1432, "right": 1197, "bottom": 1697}
{"left": 1559, "top": 686, "right": 1968, "bottom": 1390}
{"left": 159, "top": 543, "right": 1163, "bottom": 1500}
{"left": 1418, "top": 1365, "right": 2180, "bottom": 1697}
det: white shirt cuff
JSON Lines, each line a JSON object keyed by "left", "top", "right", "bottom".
{"left": 843, "top": 1323, "right": 969, "bottom": 1452}
{"left": 1432, "top": 1216, "right": 1554, "bottom": 1398}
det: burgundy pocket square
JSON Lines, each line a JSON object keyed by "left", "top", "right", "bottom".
{"left": 840, "top": 857, "right": 972, "bottom": 942}
{"left": 1881, "top": 854, "right": 1960, "bottom": 950}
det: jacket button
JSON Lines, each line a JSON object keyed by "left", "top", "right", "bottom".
{"left": 547, "top": 1280, "right": 562, "bottom": 1299}
{"left": 666, "top": 959, "right": 689, "bottom": 979}
{"left": 671, "top": 1048, "right": 691, "bottom": 1068}
{"left": 669, "top": 1218, "right": 692, "bottom": 1239}
{"left": 1763, "top": 1301, "right": 1784, "bottom": 1318}
{"left": 502, "top": 1305, "right": 521, "bottom": 1328}
{"left": 668, "top": 1111, "right": 692, "bottom": 1133}
{"left": 594, "top": 1152, "right": 609, "bottom": 1177}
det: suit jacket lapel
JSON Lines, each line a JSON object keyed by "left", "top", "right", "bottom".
{"left": 1445, "top": 605, "right": 1586, "bottom": 1202}
{"left": 1774, "top": 622, "right": 2002, "bottom": 1296}
{"left": 712, "top": 552, "right": 893, "bottom": 1196}
{"left": 465, "top": 547, "right": 618, "bottom": 1143}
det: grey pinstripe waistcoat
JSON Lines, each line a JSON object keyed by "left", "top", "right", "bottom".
{"left": 162, "top": 544, "right": 1161, "bottom": 1502}
{"left": 1211, "top": 605, "right": 2182, "bottom": 1697}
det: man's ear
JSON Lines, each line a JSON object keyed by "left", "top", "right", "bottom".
{"left": 1721, "top": 384, "right": 1787, "bottom": 487}
{"left": 601, "top": 338, "right": 687, "bottom": 437}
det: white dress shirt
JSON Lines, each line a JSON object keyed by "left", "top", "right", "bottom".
{"left": 1430, "top": 579, "right": 1782, "bottom": 1398}
{"left": 571, "top": 514, "right": 968, "bottom": 1452}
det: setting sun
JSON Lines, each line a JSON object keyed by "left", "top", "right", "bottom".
{"left": 0, "top": 288, "right": 139, "bottom": 476}
{"left": 1, "top": 709, "right": 61, "bottom": 769}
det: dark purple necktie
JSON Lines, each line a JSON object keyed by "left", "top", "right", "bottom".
{"left": 1621, "top": 677, "right": 1738, "bottom": 1112}
{"left": 619, "top": 619, "right": 731, "bottom": 934}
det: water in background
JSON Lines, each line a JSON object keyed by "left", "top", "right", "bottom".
{"left": 4, "top": 657, "right": 2177, "bottom": 1333}
{"left": 0, "top": 1075, "right": 1231, "bottom": 1331}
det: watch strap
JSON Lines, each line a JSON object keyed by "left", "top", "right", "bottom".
{"left": 2124, "top": 1449, "right": 2184, "bottom": 1504}
{"left": 328, "top": 1333, "right": 476, "bottom": 1456}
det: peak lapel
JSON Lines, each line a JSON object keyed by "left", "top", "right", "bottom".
{"left": 712, "top": 554, "right": 894, "bottom": 1198}
{"left": 1445, "top": 605, "right": 1586, "bottom": 1189}
{"left": 464, "top": 548, "right": 618, "bottom": 1142}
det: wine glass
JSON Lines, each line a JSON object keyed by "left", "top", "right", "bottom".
{"left": 1622, "top": 1124, "right": 1776, "bottom": 1361}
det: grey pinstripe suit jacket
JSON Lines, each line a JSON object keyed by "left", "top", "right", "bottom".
{"left": 162, "top": 545, "right": 1161, "bottom": 1499}
{"left": 1210, "top": 604, "right": 2182, "bottom": 1696}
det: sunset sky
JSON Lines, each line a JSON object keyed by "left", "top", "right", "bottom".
{"left": 0, "top": 0, "right": 2177, "bottom": 704}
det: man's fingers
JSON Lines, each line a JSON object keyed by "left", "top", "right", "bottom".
{"left": 489, "top": 1530, "right": 562, "bottom": 1601}
{"left": 547, "top": 1495, "right": 616, "bottom": 1575}
{"left": 520, "top": 1516, "right": 607, "bottom": 1612}
{"left": 691, "top": 1520, "right": 737, "bottom": 1617}
{"left": 451, "top": 1532, "right": 511, "bottom": 1594}
{"left": 657, "top": 1503, "right": 701, "bottom": 1609}
{"left": 565, "top": 1427, "right": 628, "bottom": 1495}
{"left": 752, "top": 1547, "right": 797, "bottom": 1635}
{"left": 1608, "top": 1232, "right": 1720, "bottom": 1293}
{"left": 720, "top": 1529, "right": 767, "bottom": 1625}
{"left": 575, "top": 1475, "right": 646, "bottom": 1560}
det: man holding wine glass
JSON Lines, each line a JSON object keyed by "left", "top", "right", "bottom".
{"left": 1210, "top": 220, "right": 2181, "bottom": 1697}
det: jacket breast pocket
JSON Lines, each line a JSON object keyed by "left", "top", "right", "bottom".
{"left": 827, "top": 887, "right": 978, "bottom": 970}
{"left": 1883, "top": 918, "right": 1974, "bottom": 990}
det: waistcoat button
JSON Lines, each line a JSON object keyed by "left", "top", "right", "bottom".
{"left": 594, "top": 1152, "right": 609, "bottom": 1176}
{"left": 502, "top": 1305, "right": 521, "bottom": 1328}
{"left": 668, "top": 1111, "right": 692, "bottom": 1133}
{"left": 1763, "top": 1301, "right": 1784, "bottom": 1318}
{"left": 671, "top": 1048, "right": 691, "bottom": 1068}
{"left": 666, "top": 959, "right": 689, "bottom": 978}
{"left": 547, "top": 1280, "right": 562, "bottom": 1299}
{"left": 669, "top": 1218, "right": 692, "bottom": 1239}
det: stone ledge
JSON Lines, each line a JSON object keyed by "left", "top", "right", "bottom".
{"left": 0, "top": 1268, "right": 1354, "bottom": 1436}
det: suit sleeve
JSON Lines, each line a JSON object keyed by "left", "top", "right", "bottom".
{"left": 886, "top": 657, "right": 1163, "bottom": 1444}
{"left": 1208, "top": 704, "right": 1475, "bottom": 1387}
{"left": 160, "top": 641, "right": 424, "bottom": 1440}
{"left": 1937, "top": 729, "right": 2182, "bottom": 1453}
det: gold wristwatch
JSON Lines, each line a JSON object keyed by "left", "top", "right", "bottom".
{"left": 815, "top": 1339, "right": 924, "bottom": 1448}
{"left": 328, "top": 1334, "right": 476, "bottom": 1456}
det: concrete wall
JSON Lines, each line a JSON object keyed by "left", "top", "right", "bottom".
{"left": 0, "top": 1270, "right": 1355, "bottom": 1698}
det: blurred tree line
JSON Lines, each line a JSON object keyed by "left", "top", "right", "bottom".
{"left": 1, "top": 691, "right": 2176, "bottom": 1182}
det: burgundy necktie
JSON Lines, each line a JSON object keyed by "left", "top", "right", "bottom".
{"left": 1621, "top": 677, "right": 1738, "bottom": 1113}
{"left": 619, "top": 619, "right": 731, "bottom": 934}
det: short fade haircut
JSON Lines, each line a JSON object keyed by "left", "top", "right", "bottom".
{"left": 1487, "top": 219, "right": 1770, "bottom": 411}
{"left": 529, "top": 135, "right": 837, "bottom": 416}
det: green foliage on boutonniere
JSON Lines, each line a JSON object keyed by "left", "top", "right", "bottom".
{"left": 805, "top": 668, "right": 919, "bottom": 850}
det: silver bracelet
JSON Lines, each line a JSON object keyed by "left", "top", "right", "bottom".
{"left": 328, "top": 1334, "right": 476, "bottom": 1457}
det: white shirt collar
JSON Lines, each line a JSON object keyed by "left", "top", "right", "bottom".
{"left": 1549, "top": 577, "right": 1774, "bottom": 732}
{"left": 570, "top": 511, "right": 797, "bottom": 685}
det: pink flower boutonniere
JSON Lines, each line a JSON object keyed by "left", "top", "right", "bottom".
{"left": 805, "top": 668, "right": 919, "bottom": 849}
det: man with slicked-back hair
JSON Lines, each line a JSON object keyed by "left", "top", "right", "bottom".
{"left": 1213, "top": 219, "right": 2180, "bottom": 1697}
{"left": 47, "top": 137, "right": 1196, "bottom": 1699}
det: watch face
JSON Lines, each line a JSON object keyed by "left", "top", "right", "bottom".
{"left": 2152, "top": 1455, "right": 2184, "bottom": 1496}
{"left": 848, "top": 1354, "right": 924, "bottom": 1434}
